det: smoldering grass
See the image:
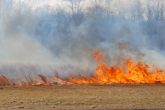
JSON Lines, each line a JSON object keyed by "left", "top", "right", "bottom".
{"left": 38, "top": 74, "right": 47, "bottom": 83}
{"left": 0, "top": 68, "right": 94, "bottom": 86}
{"left": 54, "top": 70, "right": 59, "bottom": 78}
{"left": 0, "top": 75, "right": 8, "bottom": 86}
{"left": 1, "top": 75, "right": 9, "bottom": 85}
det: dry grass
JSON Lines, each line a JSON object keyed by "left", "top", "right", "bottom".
{"left": 0, "top": 84, "right": 165, "bottom": 110}
{"left": 0, "top": 75, "right": 9, "bottom": 86}
{"left": 38, "top": 74, "right": 47, "bottom": 83}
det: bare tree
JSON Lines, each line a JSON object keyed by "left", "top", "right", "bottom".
{"left": 154, "top": 0, "right": 165, "bottom": 20}
{"left": 65, "top": 0, "right": 84, "bottom": 25}
{"left": 114, "top": 0, "right": 125, "bottom": 17}
{"left": 132, "top": 0, "right": 144, "bottom": 21}
{"left": 146, "top": 2, "right": 154, "bottom": 21}
{"left": 88, "top": 0, "right": 112, "bottom": 19}
{"left": 90, "top": 0, "right": 102, "bottom": 14}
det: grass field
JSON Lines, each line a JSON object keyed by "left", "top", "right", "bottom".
{"left": 0, "top": 84, "right": 165, "bottom": 110}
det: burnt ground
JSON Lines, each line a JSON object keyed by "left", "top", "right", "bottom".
{"left": 0, "top": 84, "right": 165, "bottom": 110}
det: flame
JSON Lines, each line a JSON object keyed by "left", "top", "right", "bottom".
{"left": 22, "top": 77, "right": 72, "bottom": 86}
{"left": 25, "top": 82, "right": 54, "bottom": 86}
{"left": 1, "top": 51, "right": 165, "bottom": 87}
{"left": 69, "top": 51, "right": 165, "bottom": 84}
{"left": 0, "top": 75, "right": 71, "bottom": 87}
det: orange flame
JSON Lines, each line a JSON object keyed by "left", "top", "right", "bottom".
{"left": 0, "top": 75, "right": 71, "bottom": 87}
{"left": 69, "top": 51, "right": 165, "bottom": 84}
{"left": 1, "top": 51, "right": 165, "bottom": 87}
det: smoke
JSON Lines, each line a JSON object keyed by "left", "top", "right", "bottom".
{"left": 0, "top": 13, "right": 56, "bottom": 63}
{"left": 0, "top": 0, "right": 165, "bottom": 77}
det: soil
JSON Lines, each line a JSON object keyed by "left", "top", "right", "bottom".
{"left": 0, "top": 84, "right": 165, "bottom": 110}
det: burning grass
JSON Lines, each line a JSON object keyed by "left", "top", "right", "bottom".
{"left": 0, "top": 75, "right": 9, "bottom": 86}
{"left": 1, "top": 51, "right": 165, "bottom": 109}
{"left": 1, "top": 51, "right": 165, "bottom": 87}
{"left": 70, "top": 51, "right": 165, "bottom": 84}
{"left": 0, "top": 71, "right": 72, "bottom": 87}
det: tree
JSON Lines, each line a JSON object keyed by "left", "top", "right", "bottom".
{"left": 154, "top": 0, "right": 165, "bottom": 20}
{"left": 115, "top": 0, "right": 125, "bottom": 17}
{"left": 65, "top": 0, "right": 84, "bottom": 25}
{"left": 133, "top": 0, "right": 144, "bottom": 21}
{"left": 147, "top": 2, "right": 153, "bottom": 21}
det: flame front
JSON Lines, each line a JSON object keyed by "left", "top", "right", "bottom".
{"left": 1, "top": 51, "right": 165, "bottom": 87}
{"left": 69, "top": 51, "right": 165, "bottom": 84}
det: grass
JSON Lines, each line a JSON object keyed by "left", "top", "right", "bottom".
{"left": 0, "top": 84, "right": 165, "bottom": 109}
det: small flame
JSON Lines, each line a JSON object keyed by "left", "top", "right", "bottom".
{"left": 0, "top": 74, "right": 70, "bottom": 87}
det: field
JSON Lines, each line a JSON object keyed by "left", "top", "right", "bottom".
{"left": 0, "top": 84, "right": 165, "bottom": 110}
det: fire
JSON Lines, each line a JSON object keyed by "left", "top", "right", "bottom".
{"left": 0, "top": 74, "right": 71, "bottom": 87}
{"left": 1, "top": 51, "right": 165, "bottom": 87}
{"left": 69, "top": 51, "right": 165, "bottom": 84}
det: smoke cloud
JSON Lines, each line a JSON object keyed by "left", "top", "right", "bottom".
{"left": 0, "top": 0, "right": 165, "bottom": 77}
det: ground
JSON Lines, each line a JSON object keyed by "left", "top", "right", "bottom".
{"left": 0, "top": 84, "right": 165, "bottom": 110}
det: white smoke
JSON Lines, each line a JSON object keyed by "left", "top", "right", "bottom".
{"left": 0, "top": 0, "right": 165, "bottom": 77}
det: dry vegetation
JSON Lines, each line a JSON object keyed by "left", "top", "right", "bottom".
{"left": 0, "top": 84, "right": 165, "bottom": 110}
